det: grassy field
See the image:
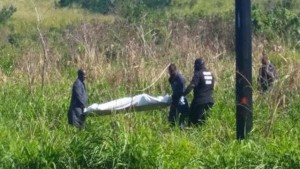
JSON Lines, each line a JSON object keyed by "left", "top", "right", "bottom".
{"left": 1, "top": 0, "right": 300, "bottom": 168}
{"left": 1, "top": 0, "right": 113, "bottom": 28}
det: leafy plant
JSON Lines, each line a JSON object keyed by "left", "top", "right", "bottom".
{"left": 0, "top": 5, "right": 16, "bottom": 26}
{"left": 252, "top": 2, "right": 300, "bottom": 45}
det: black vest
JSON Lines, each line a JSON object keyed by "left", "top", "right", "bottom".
{"left": 192, "top": 69, "right": 214, "bottom": 104}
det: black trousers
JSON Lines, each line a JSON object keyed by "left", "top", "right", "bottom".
{"left": 68, "top": 107, "right": 86, "bottom": 129}
{"left": 168, "top": 98, "right": 189, "bottom": 127}
{"left": 189, "top": 102, "right": 214, "bottom": 125}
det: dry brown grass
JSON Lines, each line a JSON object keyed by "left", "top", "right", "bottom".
{"left": 7, "top": 18, "right": 300, "bottom": 100}
{"left": 263, "top": 64, "right": 300, "bottom": 137}
{"left": 3, "top": 15, "right": 300, "bottom": 139}
{"left": 252, "top": 54, "right": 300, "bottom": 137}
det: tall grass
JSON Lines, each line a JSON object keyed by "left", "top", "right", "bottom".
{"left": 1, "top": 78, "right": 300, "bottom": 168}
{"left": 1, "top": 0, "right": 300, "bottom": 168}
{"left": 1, "top": 52, "right": 300, "bottom": 168}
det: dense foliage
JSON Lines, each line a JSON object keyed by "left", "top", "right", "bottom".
{"left": 0, "top": 5, "right": 16, "bottom": 26}
{"left": 57, "top": 0, "right": 170, "bottom": 14}
{"left": 57, "top": 0, "right": 300, "bottom": 46}
{"left": 252, "top": 1, "right": 300, "bottom": 45}
{"left": 1, "top": 0, "right": 300, "bottom": 168}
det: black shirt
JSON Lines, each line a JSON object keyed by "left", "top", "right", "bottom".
{"left": 191, "top": 68, "right": 214, "bottom": 104}
{"left": 258, "top": 63, "right": 276, "bottom": 91}
{"left": 169, "top": 73, "right": 186, "bottom": 105}
{"left": 70, "top": 78, "right": 88, "bottom": 108}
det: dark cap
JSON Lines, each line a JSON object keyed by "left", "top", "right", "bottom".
{"left": 194, "top": 58, "right": 205, "bottom": 71}
{"left": 195, "top": 58, "right": 204, "bottom": 65}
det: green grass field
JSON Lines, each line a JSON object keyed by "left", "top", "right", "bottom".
{"left": 1, "top": 0, "right": 113, "bottom": 28}
{"left": 1, "top": 0, "right": 300, "bottom": 168}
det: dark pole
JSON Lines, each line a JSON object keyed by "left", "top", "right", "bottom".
{"left": 235, "top": 0, "right": 253, "bottom": 139}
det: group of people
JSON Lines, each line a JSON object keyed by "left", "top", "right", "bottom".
{"left": 167, "top": 54, "right": 277, "bottom": 128}
{"left": 167, "top": 58, "right": 215, "bottom": 128}
{"left": 67, "top": 54, "right": 276, "bottom": 129}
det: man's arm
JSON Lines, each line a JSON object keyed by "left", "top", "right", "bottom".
{"left": 183, "top": 83, "right": 194, "bottom": 96}
{"left": 183, "top": 72, "right": 200, "bottom": 96}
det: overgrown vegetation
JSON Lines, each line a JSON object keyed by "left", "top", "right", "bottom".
{"left": 1, "top": 0, "right": 300, "bottom": 168}
{"left": 252, "top": 0, "right": 300, "bottom": 46}
{"left": 0, "top": 5, "right": 16, "bottom": 26}
{"left": 58, "top": 0, "right": 171, "bottom": 13}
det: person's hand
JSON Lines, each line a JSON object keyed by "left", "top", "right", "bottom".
{"left": 179, "top": 96, "right": 185, "bottom": 105}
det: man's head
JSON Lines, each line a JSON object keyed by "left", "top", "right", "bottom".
{"left": 261, "top": 54, "right": 269, "bottom": 66}
{"left": 168, "top": 63, "right": 177, "bottom": 77}
{"left": 194, "top": 58, "right": 205, "bottom": 71}
{"left": 78, "top": 69, "right": 86, "bottom": 81}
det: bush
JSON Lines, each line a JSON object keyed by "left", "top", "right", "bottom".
{"left": 252, "top": 2, "right": 300, "bottom": 45}
{"left": 0, "top": 5, "right": 16, "bottom": 26}
{"left": 57, "top": 0, "right": 171, "bottom": 17}
{"left": 57, "top": 0, "right": 113, "bottom": 13}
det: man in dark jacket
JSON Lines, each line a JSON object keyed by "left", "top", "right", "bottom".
{"left": 183, "top": 58, "right": 214, "bottom": 125}
{"left": 168, "top": 64, "right": 189, "bottom": 128}
{"left": 258, "top": 54, "right": 277, "bottom": 92}
{"left": 68, "top": 69, "right": 88, "bottom": 128}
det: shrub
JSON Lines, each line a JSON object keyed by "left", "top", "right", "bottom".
{"left": 0, "top": 5, "right": 16, "bottom": 26}
{"left": 252, "top": 2, "right": 300, "bottom": 45}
